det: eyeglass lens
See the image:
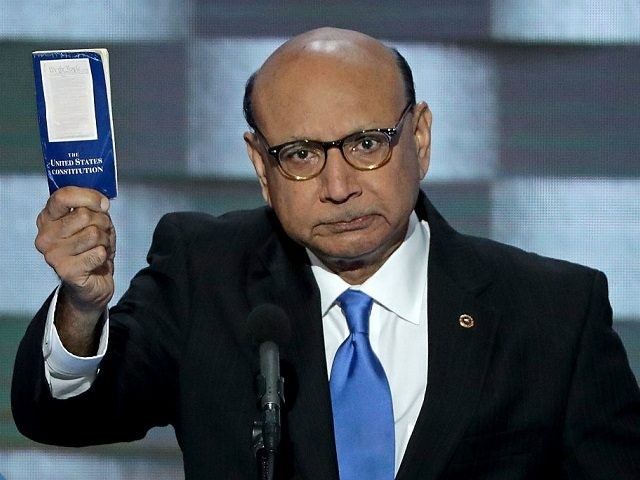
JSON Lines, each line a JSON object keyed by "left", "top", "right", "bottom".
{"left": 278, "top": 131, "right": 391, "bottom": 178}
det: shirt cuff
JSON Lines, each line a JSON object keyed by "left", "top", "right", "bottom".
{"left": 42, "top": 285, "right": 109, "bottom": 399}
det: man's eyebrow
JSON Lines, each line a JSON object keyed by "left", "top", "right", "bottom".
{"left": 276, "top": 123, "right": 389, "bottom": 145}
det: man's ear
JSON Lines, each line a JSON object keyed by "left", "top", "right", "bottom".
{"left": 244, "top": 131, "right": 272, "bottom": 206}
{"left": 412, "top": 101, "right": 432, "bottom": 179}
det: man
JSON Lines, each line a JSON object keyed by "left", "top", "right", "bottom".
{"left": 12, "top": 27, "right": 640, "bottom": 479}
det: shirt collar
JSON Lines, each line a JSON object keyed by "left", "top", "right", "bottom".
{"left": 308, "top": 212, "right": 430, "bottom": 325}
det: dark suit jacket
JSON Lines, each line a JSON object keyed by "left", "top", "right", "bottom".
{"left": 12, "top": 192, "right": 640, "bottom": 479}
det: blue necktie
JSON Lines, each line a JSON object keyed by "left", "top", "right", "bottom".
{"left": 330, "top": 289, "right": 395, "bottom": 480}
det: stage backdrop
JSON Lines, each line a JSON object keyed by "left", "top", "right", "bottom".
{"left": 1, "top": 1, "right": 638, "bottom": 478}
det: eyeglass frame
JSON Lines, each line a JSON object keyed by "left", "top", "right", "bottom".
{"left": 252, "top": 102, "right": 415, "bottom": 181}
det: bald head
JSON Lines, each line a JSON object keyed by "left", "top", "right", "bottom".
{"left": 243, "top": 28, "right": 415, "bottom": 132}
{"left": 263, "top": 27, "right": 396, "bottom": 75}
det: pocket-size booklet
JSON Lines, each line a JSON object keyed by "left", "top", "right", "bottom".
{"left": 33, "top": 49, "right": 118, "bottom": 198}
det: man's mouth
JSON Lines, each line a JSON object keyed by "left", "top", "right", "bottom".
{"left": 324, "top": 214, "right": 376, "bottom": 233}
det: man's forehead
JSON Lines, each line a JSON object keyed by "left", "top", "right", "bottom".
{"left": 248, "top": 28, "right": 406, "bottom": 137}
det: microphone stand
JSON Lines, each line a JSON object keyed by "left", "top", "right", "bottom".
{"left": 251, "top": 342, "right": 285, "bottom": 480}
{"left": 247, "top": 304, "right": 291, "bottom": 480}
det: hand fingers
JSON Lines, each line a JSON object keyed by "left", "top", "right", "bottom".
{"left": 57, "top": 207, "right": 112, "bottom": 239}
{"left": 42, "top": 186, "right": 109, "bottom": 222}
{"left": 57, "top": 247, "right": 115, "bottom": 308}
{"left": 108, "top": 223, "right": 116, "bottom": 261}
{"left": 35, "top": 207, "right": 115, "bottom": 255}
{"left": 41, "top": 223, "right": 113, "bottom": 268}
{"left": 54, "top": 245, "right": 110, "bottom": 281}
{"left": 37, "top": 206, "right": 112, "bottom": 237}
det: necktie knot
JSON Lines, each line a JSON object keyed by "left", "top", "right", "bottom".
{"left": 337, "top": 289, "right": 373, "bottom": 335}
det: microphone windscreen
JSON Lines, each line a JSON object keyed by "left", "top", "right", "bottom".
{"left": 247, "top": 304, "right": 292, "bottom": 347}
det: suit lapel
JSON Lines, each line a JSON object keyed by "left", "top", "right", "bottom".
{"left": 246, "top": 221, "right": 339, "bottom": 480}
{"left": 397, "top": 195, "right": 501, "bottom": 479}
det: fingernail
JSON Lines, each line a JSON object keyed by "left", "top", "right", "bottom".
{"left": 100, "top": 197, "right": 110, "bottom": 211}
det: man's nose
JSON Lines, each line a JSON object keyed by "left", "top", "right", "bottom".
{"left": 318, "top": 146, "right": 361, "bottom": 203}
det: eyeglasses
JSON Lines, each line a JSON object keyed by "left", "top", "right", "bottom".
{"left": 253, "top": 103, "right": 414, "bottom": 181}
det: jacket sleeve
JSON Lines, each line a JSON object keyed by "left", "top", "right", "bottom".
{"left": 562, "top": 271, "right": 640, "bottom": 477}
{"left": 11, "top": 213, "right": 192, "bottom": 447}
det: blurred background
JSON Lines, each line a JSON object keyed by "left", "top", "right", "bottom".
{"left": 1, "top": 1, "right": 639, "bottom": 478}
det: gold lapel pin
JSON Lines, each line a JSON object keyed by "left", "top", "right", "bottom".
{"left": 459, "top": 314, "right": 474, "bottom": 329}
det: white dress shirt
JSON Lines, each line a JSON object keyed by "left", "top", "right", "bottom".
{"left": 43, "top": 212, "right": 431, "bottom": 473}
{"left": 308, "top": 212, "right": 430, "bottom": 473}
{"left": 42, "top": 286, "right": 108, "bottom": 399}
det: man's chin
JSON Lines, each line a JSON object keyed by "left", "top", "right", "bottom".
{"left": 309, "top": 242, "right": 385, "bottom": 270}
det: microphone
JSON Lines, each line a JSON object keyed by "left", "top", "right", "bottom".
{"left": 248, "top": 304, "right": 292, "bottom": 456}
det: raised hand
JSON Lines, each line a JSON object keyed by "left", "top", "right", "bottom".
{"left": 35, "top": 186, "right": 116, "bottom": 355}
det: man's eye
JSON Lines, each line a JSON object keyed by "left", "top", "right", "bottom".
{"left": 283, "top": 148, "right": 311, "bottom": 162}
{"left": 281, "top": 144, "right": 320, "bottom": 163}
{"left": 361, "top": 138, "right": 378, "bottom": 149}
{"left": 352, "top": 135, "right": 383, "bottom": 152}
{"left": 291, "top": 149, "right": 309, "bottom": 160}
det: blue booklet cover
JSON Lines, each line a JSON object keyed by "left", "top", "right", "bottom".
{"left": 33, "top": 49, "right": 118, "bottom": 198}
